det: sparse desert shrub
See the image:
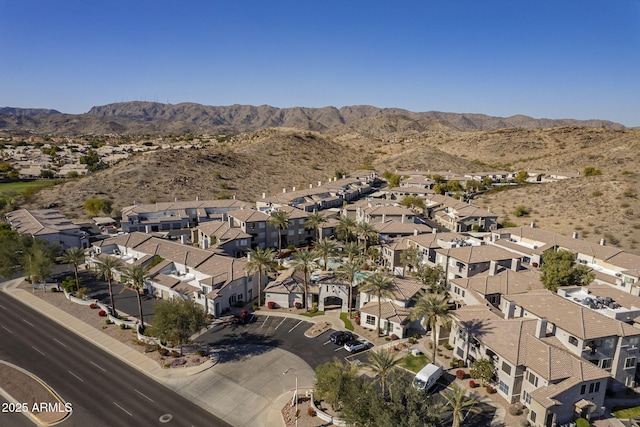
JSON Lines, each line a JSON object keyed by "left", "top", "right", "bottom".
{"left": 583, "top": 167, "right": 602, "bottom": 176}
{"left": 591, "top": 189, "right": 603, "bottom": 197}
{"left": 623, "top": 189, "right": 636, "bottom": 198}
{"left": 604, "top": 232, "right": 620, "bottom": 246}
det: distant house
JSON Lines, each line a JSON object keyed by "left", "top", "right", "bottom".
{"left": 435, "top": 244, "right": 521, "bottom": 280}
{"left": 264, "top": 268, "right": 351, "bottom": 311}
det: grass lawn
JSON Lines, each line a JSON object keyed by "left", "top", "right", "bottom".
{"left": 340, "top": 312, "right": 354, "bottom": 331}
{"left": 397, "top": 353, "right": 430, "bottom": 373}
{"left": 0, "top": 180, "right": 56, "bottom": 194}
{"left": 300, "top": 310, "right": 325, "bottom": 318}
{"left": 612, "top": 405, "right": 640, "bottom": 418}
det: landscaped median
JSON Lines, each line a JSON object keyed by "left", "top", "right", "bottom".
{"left": 0, "top": 361, "right": 72, "bottom": 425}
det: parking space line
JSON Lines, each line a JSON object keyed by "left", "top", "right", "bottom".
{"left": 261, "top": 316, "right": 270, "bottom": 328}
{"left": 32, "top": 346, "right": 45, "bottom": 356}
{"left": 334, "top": 347, "right": 345, "bottom": 352}
{"left": 288, "top": 320, "right": 303, "bottom": 333}
{"left": 274, "top": 317, "right": 287, "bottom": 330}
{"left": 1, "top": 325, "right": 13, "bottom": 334}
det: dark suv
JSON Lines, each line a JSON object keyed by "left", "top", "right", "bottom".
{"left": 330, "top": 331, "right": 354, "bottom": 345}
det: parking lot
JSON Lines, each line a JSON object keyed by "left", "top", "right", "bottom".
{"left": 199, "top": 314, "right": 371, "bottom": 369}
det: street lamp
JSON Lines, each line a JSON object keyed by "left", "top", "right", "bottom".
{"left": 283, "top": 368, "right": 298, "bottom": 427}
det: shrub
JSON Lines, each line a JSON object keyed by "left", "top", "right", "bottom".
{"left": 307, "top": 407, "right": 316, "bottom": 417}
{"left": 171, "top": 350, "right": 180, "bottom": 358}
{"left": 390, "top": 334, "right": 399, "bottom": 341}
{"left": 408, "top": 337, "right": 416, "bottom": 344}
{"left": 469, "top": 380, "right": 476, "bottom": 388}
{"left": 119, "top": 323, "right": 128, "bottom": 330}
{"left": 197, "top": 350, "right": 207, "bottom": 357}
{"left": 310, "top": 302, "right": 318, "bottom": 314}
{"left": 458, "top": 359, "right": 465, "bottom": 368}
{"left": 584, "top": 167, "right": 602, "bottom": 176}
{"left": 509, "top": 403, "right": 523, "bottom": 416}
{"left": 514, "top": 205, "right": 530, "bottom": 217}
{"left": 90, "top": 303, "right": 98, "bottom": 309}
{"left": 456, "top": 370, "right": 466, "bottom": 379}
{"left": 576, "top": 418, "right": 589, "bottom": 427}
{"left": 50, "top": 288, "right": 58, "bottom": 293}
{"left": 486, "top": 385, "right": 496, "bottom": 394}
{"left": 163, "top": 363, "right": 170, "bottom": 369}
{"left": 294, "top": 301, "right": 302, "bottom": 309}
{"left": 98, "top": 310, "right": 107, "bottom": 317}
{"left": 443, "top": 342, "right": 453, "bottom": 350}
{"left": 385, "top": 337, "right": 391, "bottom": 341}
{"left": 267, "top": 301, "right": 277, "bottom": 309}
{"left": 235, "top": 300, "right": 244, "bottom": 308}
{"left": 355, "top": 317, "right": 360, "bottom": 325}
{"left": 105, "top": 319, "right": 112, "bottom": 325}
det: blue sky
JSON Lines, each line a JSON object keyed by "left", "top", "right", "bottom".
{"left": 1, "top": 0, "right": 639, "bottom": 126}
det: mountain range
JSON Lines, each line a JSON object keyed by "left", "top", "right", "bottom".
{"left": 0, "top": 102, "right": 626, "bottom": 135}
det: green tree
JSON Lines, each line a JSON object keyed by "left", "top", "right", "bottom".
{"left": 58, "top": 247, "right": 85, "bottom": 292}
{"left": 432, "top": 174, "right": 446, "bottom": 184}
{"left": 314, "top": 358, "right": 360, "bottom": 411}
{"left": 514, "top": 170, "right": 529, "bottom": 184}
{"left": 314, "top": 238, "right": 338, "bottom": 270}
{"left": 360, "top": 272, "right": 395, "bottom": 337}
{"left": 471, "top": 358, "right": 494, "bottom": 386}
{"left": 336, "top": 259, "right": 362, "bottom": 316}
{"left": 94, "top": 256, "right": 123, "bottom": 316}
{"left": 289, "top": 248, "right": 318, "bottom": 311}
{"left": 409, "top": 292, "right": 451, "bottom": 363}
{"left": 0, "top": 228, "right": 25, "bottom": 278}
{"left": 482, "top": 176, "right": 493, "bottom": 187}
{"left": 441, "top": 384, "right": 482, "bottom": 427}
{"left": 245, "top": 247, "right": 276, "bottom": 307}
{"left": 149, "top": 298, "right": 207, "bottom": 348}
{"left": 40, "top": 169, "right": 55, "bottom": 179}
{"left": 513, "top": 205, "right": 530, "bottom": 217}
{"left": 305, "top": 211, "right": 327, "bottom": 242}
{"left": 447, "top": 180, "right": 463, "bottom": 193}
{"left": 336, "top": 216, "right": 357, "bottom": 242}
{"left": 83, "top": 197, "right": 112, "bottom": 216}
{"left": 399, "top": 246, "right": 421, "bottom": 274}
{"left": 121, "top": 264, "right": 150, "bottom": 328}
{"left": 24, "top": 243, "right": 55, "bottom": 288}
{"left": 268, "top": 210, "right": 290, "bottom": 252}
{"left": 398, "top": 195, "right": 426, "bottom": 212}
{"left": 420, "top": 265, "right": 446, "bottom": 293}
{"left": 540, "top": 249, "right": 594, "bottom": 292}
{"left": 355, "top": 221, "right": 379, "bottom": 254}
{"left": 367, "top": 348, "right": 400, "bottom": 398}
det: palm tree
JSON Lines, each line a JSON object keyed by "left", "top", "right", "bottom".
{"left": 122, "top": 264, "right": 150, "bottom": 328}
{"left": 245, "top": 247, "right": 276, "bottom": 307}
{"left": 409, "top": 292, "right": 452, "bottom": 364}
{"left": 305, "top": 211, "right": 326, "bottom": 242}
{"left": 441, "top": 384, "right": 481, "bottom": 427}
{"left": 359, "top": 272, "right": 395, "bottom": 337}
{"left": 336, "top": 259, "right": 361, "bottom": 317}
{"left": 314, "top": 238, "right": 338, "bottom": 270}
{"left": 367, "top": 348, "right": 400, "bottom": 398}
{"left": 355, "top": 221, "right": 378, "bottom": 255}
{"left": 336, "top": 216, "right": 356, "bottom": 242}
{"left": 268, "top": 210, "right": 290, "bottom": 253}
{"left": 94, "top": 256, "right": 123, "bottom": 316}
{"left": 58, "top": 247, "right": 85, "bottom": 291}
{"left": 289, "top": 248, "right": 318, "bottom": 311}
{"left": 342, "top": 241, "right": 364, "bottom": 262}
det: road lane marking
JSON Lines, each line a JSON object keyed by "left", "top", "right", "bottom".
{"left": 90, "top": 361, "right": 106, "bottom": 372}
{"left": 22, "top": 319, "right": 35, "bottom": 327}
{"left": 274, "top": 317, "right": 287, "bottom": 330}
{"left": 0, "top": 304, "right": 6, "bottom": 310}
{"left": 53, "top": 338, "right": 67, "bottom": 348}
{"left": 113, "top": 401, "right": 133, "bottom": 416}
{"left": 288, "top": 320, "right": 303, "bottom": 333}
{"left": 1, "top": 325, "right": 13, "bottom": 334}
{"left": 260, "top": 316, "right": 270, "bottom": 328}
{"left": 135, "top": 389, "right": 155, "bottom": 402}
{"left": 68, "top": 370, "right": 85, "bottom": 382}
{"left": 31, "top": 346, "right": 45, "bottom": 356}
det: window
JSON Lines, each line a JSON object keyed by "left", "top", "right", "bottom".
{"left": 366, "top": 315, "right": 375, "bottom": 326}
{"left": 457, "top": 347, "right": 464, "bottom": 358}
{"left": 499, "top": 380, "right": 509, "bottom": 394}
{"left": 600, "top": 358, "right": 612, "bottom": 370}
{"left": 530, "top": 411, "right": 537, "bottom": 423}
{"left": 589, "top": 383, "right": 595, "bottom": 393}
{"left": 527, "top": 371, "right": 538, "bottom": 387}
{"left": 522, "top": 390, "right": 531, "bottom": 404}
{"left": 625, "top": 357, "right": 636, "bottom": 369}
{"left": 501, "top": 362, "right": 512, "bottom": 375}
{"left": 595, "top": 382, "right": 600, "bottom": 393}
{"left": 568, "top": 336, "right": 579, "bottom": 346}
{"left": 580, "top": 384, "right": 586, "bottom": 395}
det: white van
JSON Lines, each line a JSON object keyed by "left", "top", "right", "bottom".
{"left": 412, "top": 363, "right": 443, "bottom": 392}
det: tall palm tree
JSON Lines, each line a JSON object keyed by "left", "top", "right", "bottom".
{"left": 94, "top": 256, "right": 123, "bottom": 316}
{"left": 122, "top": 264, "right": 150, "bottom": 328}
{"left": 441, "top": 384, "right": 481, "bottom": 427}
{"left": 359, "top": 272, "right": 395, "bottom": 337}
{"left": 58, "top": 247, "right": 85, "bottom": 291}
{"left": 245, "top": 247, "right": 276, "bottom": 307}
{"left": 336, "top": 216, "right": 356, "bottom": 242}
{"left": 342, "top": 241, "right": 364, "bottom": 262}
{"left": 336, "top": 259, "right": 361, "bottom": 316}
{"left": 305, "top": 211, "right": 326, "bottom": 242}
{"left": 268, "top": 210, "right": 290, "bottom": 253}
{"left": 409, "top": 292, "right": 452, "bottom": 364}
{"left": 367, "top": 348, "right": 400, "bottom": 398}
{"left": 289, "top": 248, "right": 318, "bottom": 311}
{"left": 314, "top": 238, "right": 338, "bottom": 270}
{"left": 355, "top": 221, "right": 378, "bottom": 255}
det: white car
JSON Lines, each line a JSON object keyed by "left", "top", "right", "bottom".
{"left": 344, "top": 339, "right": 369, "bottom": 353}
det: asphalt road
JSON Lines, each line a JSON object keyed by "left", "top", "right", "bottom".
{"left": 0, "top": 292, "right": 230, "bottom": 427}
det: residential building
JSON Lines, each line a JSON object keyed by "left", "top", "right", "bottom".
{"left": 5, "top": 208, "right": 89, "bottom": 249}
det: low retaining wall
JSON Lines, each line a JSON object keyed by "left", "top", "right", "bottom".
{"left": 310, "top": 391, "right": 346, "bottom": 426}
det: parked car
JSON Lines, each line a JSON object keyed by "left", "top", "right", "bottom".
{"left": 630, "top": 417, "right": 640, "bottom": 427}
{"left": 344, "top": 339, "right": 369, "bottom": 353}
{"left": 330, "top": 331, "right": 354, "bottom": 345}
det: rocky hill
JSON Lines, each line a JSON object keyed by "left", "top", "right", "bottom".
{"left": 0, "top": 102, "right": 626, "bottom": 136}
